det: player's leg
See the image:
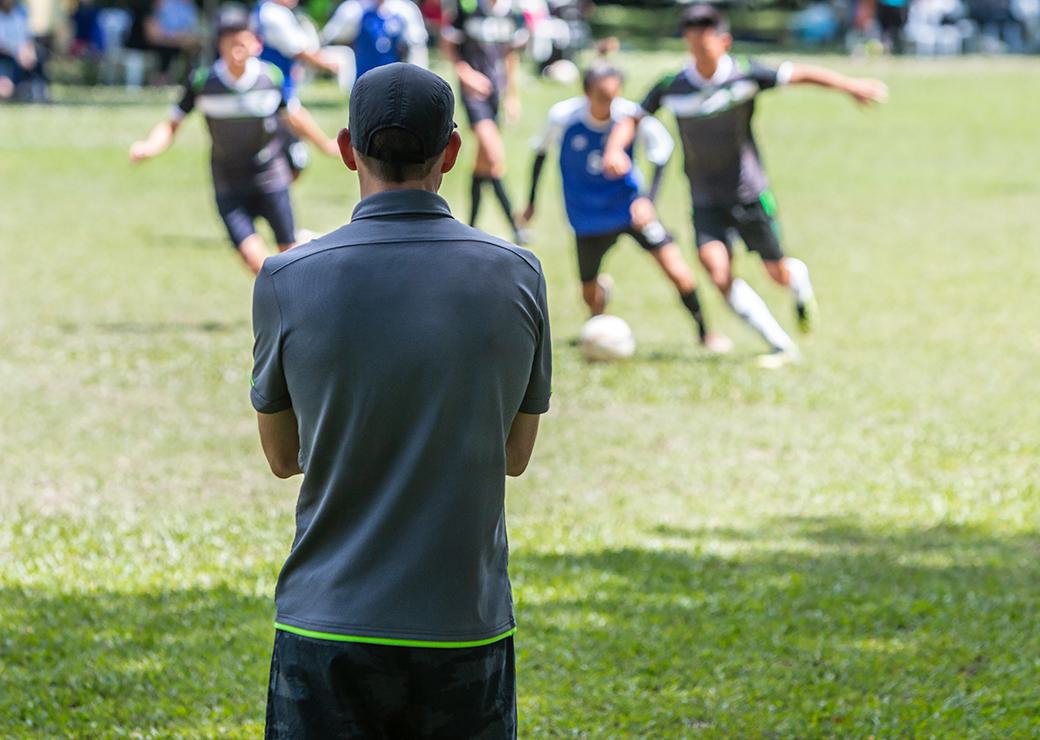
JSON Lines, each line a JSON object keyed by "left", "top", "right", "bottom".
{"left": 737, "top": 193, "right": 817, "bottom": 333}
{"left": 695, "top": 206, "right": 796, "bottom": 356}
{"left": 628, "top": 220, "right": 730, "bottom": 351}
{"left": 254, "top": 188, "right": 298, "bottom": 254}
{"left": 216, "top": 191, "right": 270, "bottom": 275}
{"left": 576, "top": 232, "right": 616, "bottom": 316}
{"left": 471, "top": 115, "right": 523, "bottom": 242}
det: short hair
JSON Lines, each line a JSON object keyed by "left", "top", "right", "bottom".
{"left": 357, "top": 127, "right": 442, "bottom": 183}
{"left": 583, "top": 62, "right": 624, "bottom": 93}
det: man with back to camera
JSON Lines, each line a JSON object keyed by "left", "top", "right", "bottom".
{"left": 602, "top": 4, "right": 887, "bottom": 368}
{"left": 523, "top": 62, "right": 732, "bottom": 353}
{"left": 252, "top": 63, "right": 551, "bottom": 738}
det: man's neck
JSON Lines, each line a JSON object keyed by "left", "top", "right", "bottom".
{"left": 358, "top": 178, "right": 442, "bottom": 199}
{"left": 694, "top": 55, "right": 720, "bottom": 81}
{"left": 225, "top": 61, "right": 247, "bottom": 80}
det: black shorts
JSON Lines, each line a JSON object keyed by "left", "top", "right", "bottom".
{"left": 462, "top": 91, "right": 500, "bottom": 127}
{"left": 265, "top": 630, "right": 517, "bottom": 739}
{"left": 576, "top": 221, "right": 672, "bottom": 283}
{"left": 215, "top": 187, "right": 296, "bottom": 248}
{"left": 693, "top": 194, "right": 784, "bottom": 262}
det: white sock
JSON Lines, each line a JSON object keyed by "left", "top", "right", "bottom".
{"left": 727, "top": 279, "right": 795, "bottom": 352}
{"left": 784, "top": 257, "right": 814, "bottom": 304}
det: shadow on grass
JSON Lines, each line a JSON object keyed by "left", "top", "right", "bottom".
{"left": 0, "top": 584, "right": 272, "bottom": 735}
{"left": 2, "top": 517, "right": 1036, "bottom": 735}
{"left": 513, "top": 516, "right": 1040, "bottom": 734}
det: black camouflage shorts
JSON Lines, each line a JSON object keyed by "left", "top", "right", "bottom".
{"left": 265, "top": 630, "right": 517, "bottom": 739}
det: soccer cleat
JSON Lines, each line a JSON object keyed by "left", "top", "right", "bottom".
{"left": 295, "top": 228, "right": 319, "bottom": 245}
{"left": 596, "top": 274, "right": 615, "bottom": 310}
{"left": 513, "top": 226, "right": 532, "bottom": 246}
{"left": 796, "top": 296, "right": 819, "bottom": 334}
{"left": 756, "top": 346, "right": 801, "bottom": 369}
{"left": 702, "top": 332, "right": 734, "bottom": 354}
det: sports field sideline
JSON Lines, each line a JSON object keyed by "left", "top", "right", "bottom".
{"left": 1, "top": 54, "right": 1038, "bottom": 735}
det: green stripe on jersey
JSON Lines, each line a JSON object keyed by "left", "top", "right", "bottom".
{"left": 274, "top": 622, "right": 517, "bottom": 648}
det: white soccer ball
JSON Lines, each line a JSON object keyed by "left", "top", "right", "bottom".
{"left": 580, "top": 314, "right": 636, "bottom": 362}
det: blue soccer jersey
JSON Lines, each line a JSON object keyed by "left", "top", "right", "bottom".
{"left": 321, "top": 0, "right": 428, "bottom": 81}
{"left": 534, "top": 97, "right": 674, "bottom": 237}
{"left": 253, "top": 0, "right": 313, "bottom": 101}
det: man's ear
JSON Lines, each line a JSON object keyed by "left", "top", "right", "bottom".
{"left": 338, "top": 128, "right": 358, "bottom": 171}
{"left": 440, "top": 131, "right": 463, "bottom": 174}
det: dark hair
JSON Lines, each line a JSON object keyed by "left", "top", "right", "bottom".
{"left": 357, "top": 127, "right": 441, "bottom": 183}
{"left": 582, "top": 62, "right": 624, "bottom": 93}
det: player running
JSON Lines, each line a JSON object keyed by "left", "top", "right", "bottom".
{"left": 523, "top": 62, "right": 731, "bottom": 353}
{"left": 603, "top": 3, "right": 887, "bottom": 367}
{"left": 441, "top": 0, "right": 529, "bottom": 243}
{"left": 320, "top": 0, "right": 428, "bottom": 83}
{"left": 129, "top": 12, "right": 340, "bottom": 275}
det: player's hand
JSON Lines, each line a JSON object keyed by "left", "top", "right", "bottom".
{"left": 520, "top": 204, "right": 535, "bottom": 225}
{"left": 129, "top": 141, "right": 151, "bottom": 163}
{"left": 629, "top": 197, "right": 656, "bottom": 229}
{"left": 321, "top": 138, "right": 340, "bottom": 158}
{"left": 461, "top": 70, "right": 494, "bottom": 101}
{"left": 848, "top": 78, "right": 888, "bottom": 106}
{"left": 504, "top": 94, "right": 521, "bottom": 124}
{"left": 602, "top": 147, "right": 632, "bottom": 179}
{"left": 17, "top": 44, "right": 37, "bottom": 70}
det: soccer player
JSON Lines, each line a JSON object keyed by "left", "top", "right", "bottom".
{"left": 602, "top": 3, "right": 887, "bottom": 367}
{"left": 320, "top": 0, "right": 428, "bottom": 82}
{"left": 523, "top": 63, "right": 731, "bottom": 353}
{"left": 441, "top": 0, "right": 529, "bottom": 243}
{"left": 253, "top": 0, "right": 340, "bottom": 177}
{"left": 128, "top": 12, "right": 340, "bottom": 275}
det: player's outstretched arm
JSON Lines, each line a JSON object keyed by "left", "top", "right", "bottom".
{"left": 788, "top": 64, "right": 888, "bottom": 105}
{"left": 284, "top": 104, "right": 340, "bottom": 157}
{"left": 129, "top": 119, "right": 180, "bottom": 163}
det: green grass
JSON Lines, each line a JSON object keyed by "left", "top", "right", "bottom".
{"left": 2, "top": 54, "right": 1039, "bottom": 736}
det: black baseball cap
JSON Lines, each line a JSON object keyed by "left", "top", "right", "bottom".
{"left": 681, "top": 3, "right": 727, "bottom": 31}
{"left": 349, "top": 63, "right": 457, "bottom": 164}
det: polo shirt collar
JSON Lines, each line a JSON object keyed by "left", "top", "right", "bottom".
{"left": 351, "top": 189, "right": 454, "bottom": 221}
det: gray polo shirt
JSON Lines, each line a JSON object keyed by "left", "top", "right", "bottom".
{"left": 251, "top": 189, "right": 551, "bottom": 647}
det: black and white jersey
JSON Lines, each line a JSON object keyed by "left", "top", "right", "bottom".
{"left": 641, "top": 54, "right": 793, "bottom": 207}
{"left": 173, "top": 57, "right": 293, "bottom": 193}
{"left": 442, "top": 0, "right": 529, "bottom": 95}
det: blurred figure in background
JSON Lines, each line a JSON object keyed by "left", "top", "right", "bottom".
{"left": 320, "top": 0, "right": 428, "bottom": 86}
{"left": 441, "top": 0, "right": 530, "bottom": 244}
{"left": 144, "top": 0, "right": 201, "bottom": 82}
{"left": 0, "top": 0, "right": 47, "bottom": 101}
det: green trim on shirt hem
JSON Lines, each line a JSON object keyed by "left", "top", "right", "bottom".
{"left": 274, "top": 622, "right": 516, "bottom": 648}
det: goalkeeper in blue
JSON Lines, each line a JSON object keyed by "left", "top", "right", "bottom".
{"left": 523, "top": 63, "right": 731, "bottom": 353}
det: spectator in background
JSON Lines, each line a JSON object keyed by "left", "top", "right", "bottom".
{"left": 875, "top": 0, "right": 911, "bottom": 52}
{"left": 144, "top": 0, "right": 201, "bottom": 83}
{"left": 70, "top": 0, "right": 104, "bottom": 57}
{"left": 0, "top": 0, "right": 47, "bottom": 101}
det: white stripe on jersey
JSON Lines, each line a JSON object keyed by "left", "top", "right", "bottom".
{"left": 197, "top": 89, "right": 283, "bottom": 119}
{"left": 661, "top": 79, "right": 759, "bottom": 118}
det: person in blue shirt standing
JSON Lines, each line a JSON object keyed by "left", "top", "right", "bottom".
{"left": 320, "top": 0, "right": 428, "bottom": 84}
{"left": 523, "top": 63, "right": 731, "bottom": 352}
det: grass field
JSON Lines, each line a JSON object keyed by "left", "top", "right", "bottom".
{"left": 2, "top": 54, "right": 1039, "bottom": 736}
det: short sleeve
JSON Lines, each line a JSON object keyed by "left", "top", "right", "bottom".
{"left": 640, "top": 78, "right": 668, "bottom": 116}
{"left": 747, "top": 58, "right": 792, "bottom": 90}
{"left": 171, "top": 68, "right": 204, "bottom": 120}
{"left": 636, "top": 114, "right": 674, "bottom": 167}
{"left": 251, "top": 264, "right": 292, "bottom": 414}
{"left": 519, "top": 269, "right": 552, "bottom": 415}
{"left": 320, "top": 0, "right": 362, "bottom": 44}
{"left": 531, "top": 98, "right": 582, "bottom": 154}
{"left": 259, "top": 2, "right": 310, "bottom": 57}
